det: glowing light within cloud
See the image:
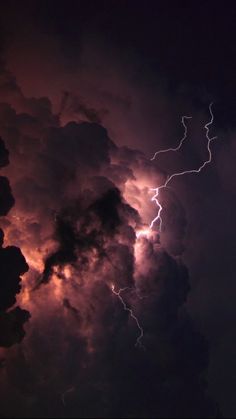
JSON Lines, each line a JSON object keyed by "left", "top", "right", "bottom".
{"left": 136, "top": 228, "right": 153, "bottom": 239}
{"left": 150, "top": 102, "right": 217, "bottom": 231}
{"left": 109, "top": 107, "right": 216, "bottom": 347}
{"left": 111, "top": 284, "right": 144, "bottom": 349}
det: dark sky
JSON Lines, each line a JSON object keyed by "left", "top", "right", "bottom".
{"left": 18, "top": 0, "right": 236, "bottom": 119}
{"left": 0, "top": 1, "right": 235, "bottom": 418}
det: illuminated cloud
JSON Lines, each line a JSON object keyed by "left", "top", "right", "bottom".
{"left": 0, "top": 63, "right": 218, "bottom": 417}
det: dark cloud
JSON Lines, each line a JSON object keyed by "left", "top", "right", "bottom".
{"left": 0, "top": 58, "right": 222, "bottom": 417}
{"left": 0, "top": 307, "right": 29, "bottom": 348}
{"left": 0, "top": 136, "right": 29, "bottom": 350}
{"left": 0, "top": 240, "right": 28, "bottom": 311}
{"left": 0, "top": 3, "right": 233, "bottom": 416}
{"left": 3, "top": 117, "right": 214, "bottom": 418}
{"left": 0, "top": 177, "right": 14, "bottom": 216}
{"left": 63, "top": 298, "right": 82, "bottom": 324}
{"left": 0, "top": 137, "right": 9, "bottom": 168}
{"left": 58, "top": 91, "right": 105, "bottom": 124}
{"left": 0, "top": 136, "right": 14, "bottom": 215}
{"left": 38, "top": 186, "right": 138, "bottom": 288}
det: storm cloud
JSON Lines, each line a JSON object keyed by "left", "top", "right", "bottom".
{"left": 0, "top": 2, "right": 234, "bottom": 417}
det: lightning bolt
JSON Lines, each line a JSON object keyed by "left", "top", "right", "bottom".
{"left": 151, "top": 115, "right": 192, "bottom": 161}
{"left": 111, "top": 284, "right": 145, "bottom": 349}
{"left": 150, "top": 102, "right": 217, "bottom": 231}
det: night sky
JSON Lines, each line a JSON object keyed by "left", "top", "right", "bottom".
{"left": 0, "top": 1, "right": 235, "bottom": 418}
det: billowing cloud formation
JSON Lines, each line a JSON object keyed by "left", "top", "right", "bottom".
{"left": 0, "top": 62, "right": 218, "bottom": 418}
